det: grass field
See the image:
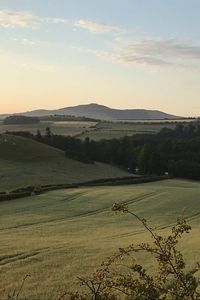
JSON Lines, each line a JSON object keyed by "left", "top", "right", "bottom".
{"left": 0, "top": 179, "right": 200, "bottom": 299}
{"left": 0, "top": 120, "right": 179, "bottom": 141}
{"left": 0, "top": 134, "right": 129, "bottom": 191}
{"left": 79, "top": 121, "right": 177, "bottom": 140}
{"left": 0, "top": 120, "right": 97, "bottom": 137}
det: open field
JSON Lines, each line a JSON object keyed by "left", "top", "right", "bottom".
{"left": 0, "top": 179, "right": 200, "bottom": 299}
{"left": 79, "top": 121, "right": 178, "bottom": 140}
{"left": 0, "top": 119, "right": 187, "bottom": 141}
{"left": 0, "top": 120, "right": 97, "bottom": 137}
{"left": 0, "top": 134, "right": 129, "bottom": 191}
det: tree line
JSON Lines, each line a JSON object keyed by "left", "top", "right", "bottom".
{"left": 5, "top": 121, "right": 200, "bottom": 180}
{"left": 3, "top": 115, "right": 40, "bottom": 125}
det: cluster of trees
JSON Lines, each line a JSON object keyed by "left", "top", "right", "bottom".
{"left": 40, "top": 114, "right": 99, "bottom": 122}
{"left": 3, "top": 115, "right": 40, "bottom": 125}
{"left": 6, "top": 121, "right": 200, "bottom": 180}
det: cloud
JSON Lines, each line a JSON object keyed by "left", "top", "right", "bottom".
{"left": 112, "top": 54, "right": 172, "bottom": 67}
{"left": 115, "top": 38, "right": 200, "bottom": 67}
{"left": 78, "top": 38, "right": 200, "bottom": 70}
{"left": 72, "top": 44, "right": 181, "bottom": 69}
{"left": 121, "top": 38, "right": 200, "bottom": 59}
{"left": 0, "top": 9, "right": 67, "bottom": 29}
{"left": 74, "top": 19, "right": 119, "bottom": 33}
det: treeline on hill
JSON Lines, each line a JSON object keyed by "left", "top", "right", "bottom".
{"left": 5, "top": 122, "right": 200, "bottom": 180}
{"left": 3, "top": 115, "right": 40, "bottom": 125}
{"left": 40, "top": 114, "right": 99, "bottom": 122}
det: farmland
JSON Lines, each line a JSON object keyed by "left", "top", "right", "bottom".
{"left": 78, "top": 121, "right": 178, "bottom": 140}
{"left": 1, "top": 179, "right": 200, "bottom": 299}
{"left": 0, "top": 120, "right": 97, "bottom": 137}
{"left": 0, "top": 119, "right": 186, "bottom": 141}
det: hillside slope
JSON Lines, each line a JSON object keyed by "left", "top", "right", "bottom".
{"left": 0, "top": 134, "right": 129, "bottom": 191}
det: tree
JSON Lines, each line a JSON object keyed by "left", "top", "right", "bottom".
{"left": 36, "top": 129, "right": 42, "bottom": 141}
{"left": 45, "top": 127, "right": 52, "bottom": 138}
{"left": 137, "top": 143, "right": 154, "bottom": 174}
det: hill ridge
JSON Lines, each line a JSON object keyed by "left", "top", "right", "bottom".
{"left": 0, "top": 103, "right": 181, "bottom": 120}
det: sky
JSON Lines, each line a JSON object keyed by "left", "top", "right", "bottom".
{"left": 0, "top": 0, "right": 200, "bottom": 116}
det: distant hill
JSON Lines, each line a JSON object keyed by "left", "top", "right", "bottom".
{"left": 0, "top": 134, "right": 129, "bottom": 191}
{"left": 0, "top": 103, "right": 180, "bottom": 120}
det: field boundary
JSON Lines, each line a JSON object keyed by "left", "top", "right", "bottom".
{"left": 0, "top": 175, "right": 170, "bottom": 202}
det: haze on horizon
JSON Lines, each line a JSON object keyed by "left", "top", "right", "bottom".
{"left": 0, "top": 0, "right": 200, "bottom": 117}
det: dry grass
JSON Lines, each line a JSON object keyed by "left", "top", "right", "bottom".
{"left": 0, "top": 179, "right": 200, "bottom": 299}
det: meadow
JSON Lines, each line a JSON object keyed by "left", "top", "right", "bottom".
{"left": 0, "top": 179, "right": 200, "bottom": 299}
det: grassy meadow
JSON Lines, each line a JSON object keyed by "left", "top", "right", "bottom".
{"left": 1, "top": 179, "right": 200, "bottom": 299}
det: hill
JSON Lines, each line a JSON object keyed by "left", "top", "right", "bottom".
{"left": 0, "top": 179, "right": 200, "bottom": 298}
{"left": 56, "top": 103, "right": 180, "bottom": 120}
{"left": 0, "top": 134, "right": 129, "bottom": 191}
{"left": 0, "top": 103, "right": 180, "bottom": 120}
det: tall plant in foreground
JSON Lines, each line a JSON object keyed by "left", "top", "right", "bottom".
{"left": 67, "top": 203, "right": 200, "bottom": 300}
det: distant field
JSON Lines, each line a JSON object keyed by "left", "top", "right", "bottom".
{"left": 0, "top": 179, "right": 200, "bottom": 299}
{"left": 79, "top": 121, "right": 177, "bottom": 140}
{"left": 0, "top": 119, "right": 184, "bottom": 141}
{"left": 0, "top": 134, "right": 129, "bottom": 191}
{"left": 0, "top": 120, "right": 97, "bottom": 136}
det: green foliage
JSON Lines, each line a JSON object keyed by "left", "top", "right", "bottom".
{"left": 69, "top": 204, "right": 200, "bottom": 300}
{"left": 169, "top": 160, "right": 200, "bottom": 180}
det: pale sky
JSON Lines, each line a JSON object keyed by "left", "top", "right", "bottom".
{"left": 0, "top": 0, "right": 200, "bottom": 116}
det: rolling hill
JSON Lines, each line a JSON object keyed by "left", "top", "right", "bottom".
{"left": 0, "top": 103, "right": 180, "bottom": 120}
{"left": 0, "top": 134, "right": 129, "bottom": 191}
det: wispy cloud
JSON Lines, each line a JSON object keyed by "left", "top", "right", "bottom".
{"left": 74, "top": 19, "right": 119, "bottom": 33}
{"left": 113, "top": 38, "right": 200, "bottom": 68}
{"left": 0, "top": 9, "right": 67, "bottom": 29}
{"left": 75, "top": 37, "right": 200, "bottom": 70}
{"left": 120, "top": 38, "right": 200, "bottom": 60}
